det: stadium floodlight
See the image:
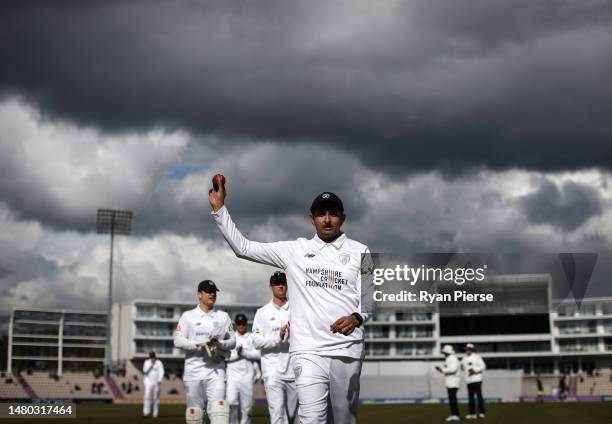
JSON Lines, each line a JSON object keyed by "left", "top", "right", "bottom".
{"left": 96, "top": 208, "right": 132, "bottom": 375}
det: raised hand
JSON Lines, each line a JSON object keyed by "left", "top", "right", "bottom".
{"left": 209, "top": 174, "right": 226, "bottom": 212}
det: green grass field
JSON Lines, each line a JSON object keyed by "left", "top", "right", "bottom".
{"left": 2, "top": 402, "right": 612, "bottom": 424}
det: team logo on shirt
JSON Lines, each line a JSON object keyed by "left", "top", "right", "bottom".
{"left": 339, "top": 253, "right": 350, "bottom": 265}
{"left": 305, "top": 267, "right": 348, "bottom": 291}
{"left": 304, "top": 253, "right": 315, "bottom": 258}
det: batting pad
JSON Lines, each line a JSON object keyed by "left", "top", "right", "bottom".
{"left": 185, "top": 406, "right": 203, "bottom": 424}
{"left": 209, "top": 399, "right": 230, "bottom": 424}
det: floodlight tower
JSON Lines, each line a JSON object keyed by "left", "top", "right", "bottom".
{"left": 96, "top": 209, "right": 132, "bottom": 374}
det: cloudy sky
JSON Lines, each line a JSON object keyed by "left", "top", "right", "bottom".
{"left": 1, "top": 0, "right": 612, "bottom": 331}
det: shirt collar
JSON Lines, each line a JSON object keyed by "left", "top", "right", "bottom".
{"left": 313, "top": 233, "right": 347, "bottom": 250}
{"left": 197, "top": 305, "right": 215, "bottom": 316}
{"left": 270, "top": 300, "right": 289, "bottom": 311}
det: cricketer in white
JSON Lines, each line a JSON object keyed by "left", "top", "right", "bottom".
{"left": 252, "top": 272, "right": 299, "bottom": 424}
{"left": 226, "top": 314, "right": 261, "bottom": 424}
{"left": 142, "top": 352, "right": 165, "bottom": 418}
{"left": 210, "top": 184, "right": 371, "bottom": 424}
{"left": 462, "top": 343, "right": 487, "bottom": 418}
{"left": 174, "top": 279, "right": 236, "bottom": 422}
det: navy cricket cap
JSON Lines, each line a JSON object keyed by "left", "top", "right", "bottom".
{"left": 198, "top": 279, "right": 219, "bottom": 293}
{"left": 235, "top": 314, "right": 248, "bottom": 325}
{"left": 270, "top": 271, "right": 287, "bottom": 285}
{"left": 310, "top": 192, "right": 344, "bottom": 213}
{"left": 149, "top": 351, "right": 156, "bottom": 358}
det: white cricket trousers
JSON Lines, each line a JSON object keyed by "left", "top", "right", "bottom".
{"left": 263, "top": 376, "right": 299, "bottom": 424}
{"left": 184, "top": 372, "right": 226, "bottom": 417}
{"left": 227, "top": 374, "right": 254, "bottom": 424}
{"left": 143, "top": 381, "right": 160, "bottom": 417}
{"left": 292, "top": 353, "right": 362, "bottom": 424}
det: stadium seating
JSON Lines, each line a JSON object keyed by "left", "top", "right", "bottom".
{"left": 160, "top": 376, "right": 186, "bottom": 401}
{"left": 576, "top": 370, "right": 612, "bottom": 396}
{"left": 0, "top": 373, "right": 29, "bottom": 399}
{"left": 63, "top": 372, "right": 112, "bottom": 399}
{"left": 522, "top": 370, "right": 612, "bottom": 398}
{"left": 21, "top": 372, "right": 72, "bottom": 399}
{"left": 19, "top": 371, "right": 112, "bottom": 400}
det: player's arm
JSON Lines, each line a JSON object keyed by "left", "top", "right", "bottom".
{"left": 214, "top": 316, "right": 237, "bottom": 351}
{"left": 473, "top": 355, "right": 486, "bottom": 373}
{"left": 252, "top": 362, "right": 262, "bottom": 382}
{"left": 251, "top": 311, "right": 282, "bottom": 350}
{"left": 215, "top": 333, "right": 236, "bottom": 351}
{"left": 142, "top": 360, "right": 149, "bottom": 374}
{"left": 330, "top": 246, "right": 374, "bottom": 336}
{"left": 241, "top": 347, "right": 261, "bottom": 361}
{"left": 240, "top": 335, "right": 261, "bottom": 361}
{"left": 157, "top": 361, "right": 165, "bottom": 384}
{"left": 173, "top": 313, "right": 198, "bottom": 351}
{"left": 356, "top": 246, "right": 373, "bottom": 324}
{"left": 209, "top": 176, "right": 290, "bottom": 269}
{"left": 444, "top": 356, "right": 459, "bottom": 375}
{"left": 227, "top": 347, "right": 240, "bottom": 362}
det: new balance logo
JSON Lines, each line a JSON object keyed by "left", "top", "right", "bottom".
{"left": 304, "top": 253, "right": 315, "bottom": 258}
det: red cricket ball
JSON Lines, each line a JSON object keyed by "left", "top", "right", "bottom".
{"left": 212, "top": 174, "right": 226, "bottom": 191}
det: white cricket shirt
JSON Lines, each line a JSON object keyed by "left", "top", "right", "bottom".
{"left": 227, "top": 331, "right": 260, "bottom": 379}
{"left": 142, "top": 358, "right": 165, "bottom": 385}
{"left": 173, "top": 305, "right": 236, "bottom": 382}
{"left": 441, "top": 354, "right": 460, "bottom": 388}
{"left": 461, "top": 353, "right": 486, "bottom": 384}
{"left": 212, "top": 206, "right": 371, "bottom": 359}
{"left": 251, "top": 300, "right": 293, "bottom": 380}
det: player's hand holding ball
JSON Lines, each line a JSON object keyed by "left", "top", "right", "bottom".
{"left": 209, "top": 173, "right": 226, "bottom": 212}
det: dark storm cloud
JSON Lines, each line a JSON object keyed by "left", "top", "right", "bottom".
{"left": 0, "top": 102, "right": 367, "bottom": 236}
{"left": 518, "top": 178, "right": 603, "bottom": 231}
{"left": 0, "top": 244, "right": 62, "bottom": 286}
{"left": 2, "top": 0, "right": 612, "bottom": 174}
{"left": 0, "top": 266, "right": 12, "bottom": 279}
{"left": 130, "top": 142, "right": 369, "bottom": 239}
